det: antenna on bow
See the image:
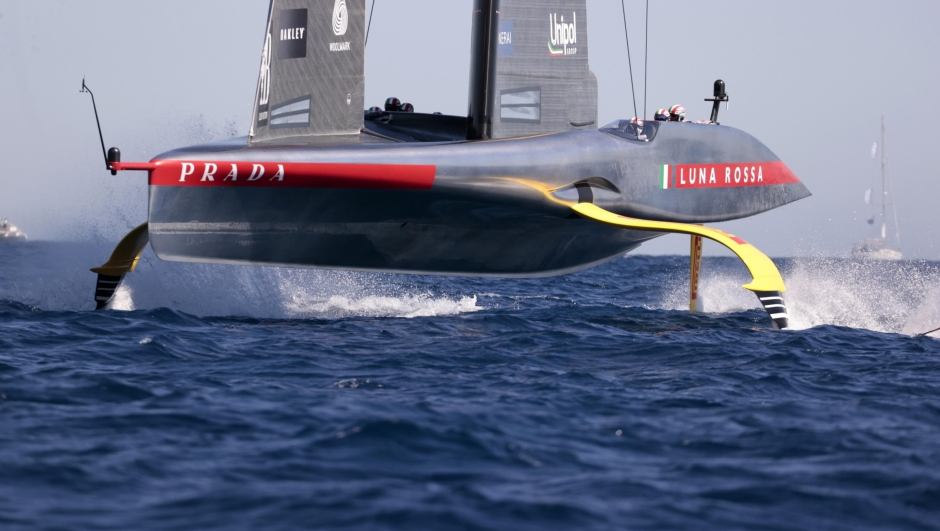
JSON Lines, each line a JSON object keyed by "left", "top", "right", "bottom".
{"left": 705, "top": 80, "right": 730, "bottom": 125}
{"left": 80, "top": 79, "right": 121, "bottom": 175}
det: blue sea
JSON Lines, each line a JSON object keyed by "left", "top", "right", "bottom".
{"left": 1, "top": 242, "right": 939, "bottom": 530}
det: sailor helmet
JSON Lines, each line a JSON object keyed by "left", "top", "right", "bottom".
{"left": 384, "top": 97, "right": 402, "bottom": 112}
{"left": 401, "top": 103, "right": 415, "bottom": 113}
{"left": 668, "top": 105, "right": 686, "bottom": 121}
{"left": 654, "top": 108, "right": 669, "bottom": 121}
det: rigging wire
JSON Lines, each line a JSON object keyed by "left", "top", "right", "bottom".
{"left": 867, "top": 140, "right": 877, "bottom": 224}
{"left": 884, "top": 120, "right": 902, "bottom": 251}
{"left": 643, "top": 0, "right": 649, "bottom": 121}
{"left": 365, "top": 0, "right": 376, "bottom": 46}
{"left": 620, "top": 0, "right": 639, "bottom": 122}
{"left": 920, "top": 324, "right": 940, "bottom": 337}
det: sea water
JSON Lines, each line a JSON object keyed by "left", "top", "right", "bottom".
{"left": 1, "top": 242, "right": 938, "bottom": 530}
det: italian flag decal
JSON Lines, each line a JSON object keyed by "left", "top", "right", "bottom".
{"left": 661, "top": 165, "right": 671, "bottom": 189}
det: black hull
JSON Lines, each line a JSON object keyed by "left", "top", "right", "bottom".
{"left": 149, "top": 186, "right": 656, "bottom": 277}
{"left": 146, "top": 124, "right": 810, "bottom": 276}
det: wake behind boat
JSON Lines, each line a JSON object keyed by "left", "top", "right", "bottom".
{"left": 0, "top": 219, "right": 27, "bottom": 243}
{"left": 81, "top": 0, "right": 810, "bottom": 329}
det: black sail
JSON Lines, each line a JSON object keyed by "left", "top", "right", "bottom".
{"left": 492, "top": 0, "right": 597, "bottom": 139}
{"left": 249, "top": 0, "right": 366, "bottom": 143}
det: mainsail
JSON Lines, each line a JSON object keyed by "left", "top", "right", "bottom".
{"left": 249, "top": 0, "right": 366, "bottom": 143}
{"left": 492, "top": 0, "right": 597, "bottom": 139}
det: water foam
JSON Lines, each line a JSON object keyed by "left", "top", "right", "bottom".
{"left": 0, "top": 243, "right": 480, "bottom": 319}
{"left": 663, "top": 257, "right": 940, "bottom": 335}
{"left": 117, "top": 251, "right": 481, "bottom": 319}
{"left": 110, "top": 285, "right": 135, "bottom": 312}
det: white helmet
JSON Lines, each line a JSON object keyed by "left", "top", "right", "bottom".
{"left": 669, "top": 104, "right": 686, "bottom": 122}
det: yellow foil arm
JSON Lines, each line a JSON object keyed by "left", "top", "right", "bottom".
{"left": 90, "top": 223, "right": 150, "bottom": 277}
{"left": 571, "top": 203, "right": 786, "bottom": 294}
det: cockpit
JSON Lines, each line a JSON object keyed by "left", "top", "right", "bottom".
{"left": 600, "top": 120, "right": 660, "bottom": 142}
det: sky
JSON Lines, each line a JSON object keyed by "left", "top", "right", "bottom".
{"left": 0, "top": 0, "right": 938, "bottom": 258}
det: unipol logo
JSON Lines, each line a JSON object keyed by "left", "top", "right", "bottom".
{"left": 548, "top": 12, "right": 577, "bottom": 56}
{"left": 332, "top": 0, "right": 348, "bottom": 36}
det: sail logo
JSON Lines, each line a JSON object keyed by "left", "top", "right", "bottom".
{"left": 332, "top": 0, "right": 348, "bottom": 36}
{"left": 256, "top": 32, "right": 272, "bottom": 127}
{"left": 498, "top": 20, "right": 514, "bottom": 56}
{"left": 329, "top": 0, "right": 351, "bottom": 51}
{"left": 281, "top": 27, "right": 306, "bottom": 41}
{"left": 278, "top": 9, "right": 308, "bottom": 59}
{"left": 548, "top": 12, "right": 577, "bottom": 56}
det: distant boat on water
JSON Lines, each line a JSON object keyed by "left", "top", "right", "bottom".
{"left": 852, "top": 117, "right": 901, "bottom": 260}
{"left": 0, "top": 218, "right": 27, "bottom": 243}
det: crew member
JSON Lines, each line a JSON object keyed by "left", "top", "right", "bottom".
{"left": 668, "top": 105, "right": 686, "bottom": 122}
{"left": 401, "top": 103, "right": 415, "bottom": 113}
{"left": 654, "top": 108, "right": 669, "bottom": 121}
{"left": 384, "top": 97, "right": 402, "bottom": 112}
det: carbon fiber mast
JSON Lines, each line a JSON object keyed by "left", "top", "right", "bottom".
{"left": 467, "top": 0, "right": 500, "bottom": 140}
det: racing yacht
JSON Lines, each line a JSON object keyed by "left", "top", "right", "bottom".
{"left": 85, "top": 0, "right": 810, "bottom": 328}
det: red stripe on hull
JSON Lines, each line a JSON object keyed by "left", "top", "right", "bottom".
{"left": 145, "top": 161, "right": 436, "bottom": 190}
{"left": 674, "top": 161, "right": 798, "bottom": 189}
{"left": 111, "top": 162, "right": 157, "bottom": 171}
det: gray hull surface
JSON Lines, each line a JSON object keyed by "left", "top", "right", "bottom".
{"left": 147, "top": 122, "right": 809, "bottom": 277}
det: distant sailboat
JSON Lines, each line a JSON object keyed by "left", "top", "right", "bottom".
{"left": 852, "top": 117, "right": 901, "bottom": 260}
